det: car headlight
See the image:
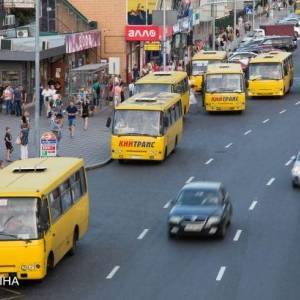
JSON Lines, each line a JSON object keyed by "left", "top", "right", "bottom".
{"left": 169, "top": 216, "right": 183, "bottom": 224}
{"left": 292, "top": 167, "right": 300, "bottom": 176}
{"left": 205, "top": 216, "right": 221, "bottom": 227}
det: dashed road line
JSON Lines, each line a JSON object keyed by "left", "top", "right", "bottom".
{"left": 225, "top": 143, "right": 233, "bottom": 149}
{"left": 279, "top": 109, "right": 286, "bottom": 114}
{"left": 262, "top": 118, "right": 269, "bottom": 124}
{"left": 163, "top": 200, "right": 171, "bottom": 209}
{"left": 249, "top": 201, "right": 258, "bottom": 210}
{"left": 216, "top": 266, "right": 226, "bottom": 281}
{"left": 244, "top": 130, "right": 252, "bottom": 136}
{"left": 266, "top": 177, "right": 275, "bottom": 186}
{"left": 186, "top": 176, "right": 194, "bottom": 183}
{"left": 285, "top": 156, "right": 296, "bottom": 167}
{"left": 233, "top": 230, "right": 242, "bottom": 242}
{"left": 106, "top": 266, "right": 120, "bottom": 279}
{"left": 205, "top": 158, "right": 214, "bottom": 165}
{"left": 295, "top": 101, "right": 300, "bottom": 106}
{"left": 137, "top": 229, "right": 149, "bottom": 240}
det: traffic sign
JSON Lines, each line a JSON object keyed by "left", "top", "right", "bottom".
{"left": 40, "top": 132, "right": 57, "bottom": 157}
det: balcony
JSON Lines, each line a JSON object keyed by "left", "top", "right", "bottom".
{"left": 3, "top": 0, "right": 34, "bottom": 8}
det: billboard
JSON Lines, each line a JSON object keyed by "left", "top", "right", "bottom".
{"left": 127, "top": 0, "right": 158, "bottom": 25}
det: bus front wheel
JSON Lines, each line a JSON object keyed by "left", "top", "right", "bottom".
{"left": 46, "top": 253, "right": 54, "bottom": 276}
{"left": 69, "top": 228, "right": 79, "bottom": 256}
{"left": 164, "top": 147, "right": 168, "bottom": 161}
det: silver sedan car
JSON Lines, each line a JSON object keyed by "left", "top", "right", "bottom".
{"left": 291, "top": 152, "right": 300, "bottom": 187}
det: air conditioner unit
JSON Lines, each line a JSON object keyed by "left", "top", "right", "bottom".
{"left": 4, "top": 15, "right": 15, "bottom": 27}
{"left": 16, "top": 29, "right": 29, "bottom": 38}
{"left": 1, "top": 39, "right": 12, "bottom": 50}
{"left": 42, "top": 41, "right": 49, "bottom": 50}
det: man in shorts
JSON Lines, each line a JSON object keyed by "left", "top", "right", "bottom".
{"left": 66, "top": 101, "right": 78, "bottom": 138}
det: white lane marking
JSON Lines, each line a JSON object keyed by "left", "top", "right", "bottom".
{"left": 137, "top": 229, "right": 149, "bottom": 240}
{"left": 285, "top": 156, "right": 296, "bottom": 166}
{"left": 163, "top": 200, "right": 171, "bottom": 209}
{"left": 249, "top": 201, "right": 258, "bottom": 210}
{"left": 262, "top": 118, "right": 269, "bottom": 124}
{"left": 244, "top": 130, "right": 252, "bottom": 135}
{"left": 106, "top": 266, "right": 120, "bottom": 279}
{"left": 233, "top": 230, "right": 242, "bottom": 242}
{"left": 216, "top": 266, "right": 226, "bottom": 281}
{"left": 295, "top": 101, "right": 300, "bottom": 106}
{"left": 225, "top": 143, "right": 233, "bottom": 149}
{"left": 266, "top": 177, "right": 275, "bottom": 186}
{"left": 186, "top": 176, "right": 194, "bottom": 183}
{"left": 279, "top": 109, "right": 286, "bottom": 114}
{"left": 205, "top": 158, "right": 214, "bottom": 165}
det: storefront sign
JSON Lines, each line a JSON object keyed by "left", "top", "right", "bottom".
{"left": 125, "top": 25, "right": 160, "bottom": 41}
{"left": 144, "top": 42, "right": 161, "bottom": 51}
{"left": 127, "top": 0, "right": 157, "bottom": 25}
{"left": 65, "top": 30, "right": 100, "bottom": 54}
{"left": 40, "top": 132, "right": 57, "bottom": 157}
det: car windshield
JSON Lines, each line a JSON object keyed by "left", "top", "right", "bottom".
{"left": 177, "top": 189, "right": 221, "bottom": 206}
{"left": 135, "top": 84, "right": 171, "bottom": 94}
{"left": 249, "top": 63, "right": 282, "bottom": 80}
{"left": 0, "top": 198, "right": 39, "bottom": 240}
{"left": 113, "top": 110, "right": 161, "bottom": 136}
{"left": 206, "top": 73, "right": 243, "bottom": 93}
{"left": 192, "top": 60, "right": 221, "bottom": 75}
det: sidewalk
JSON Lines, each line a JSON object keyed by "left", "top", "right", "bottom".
{"left": 0, "top": 104, "right": 112, "bottom": 169}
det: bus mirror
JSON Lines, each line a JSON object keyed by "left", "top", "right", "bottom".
{"left": 163, "top": 117, "right": 169, "bottom": 128}
{"left": 106, "top": 117, "right": 112, "bottom": 128}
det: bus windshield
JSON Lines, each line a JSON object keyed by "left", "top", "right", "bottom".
{"left": 249, "top": 63, "right": 282, "bottom": 80}
{"left": 192, "top": 60, "right": 221, "bottom": 75}
{"left": 135, "top": 84, "right": 171, "bottom": 94}
{"left": 113, "top": 110, "right": 161, "bottom": 136}
{"left": 206, "top": 73, "right": 243, "bottom": 93}
{"left": 0, "top": 198, "right": 39, "bottom": 240}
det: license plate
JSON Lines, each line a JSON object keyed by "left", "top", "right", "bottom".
{"left": 131, "top": 156, "right": 142, "bottom": 159}
{"left": 184, "top": 223, "right": 204, "bottom": 232}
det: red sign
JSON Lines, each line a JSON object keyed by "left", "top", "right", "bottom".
{"left": 125, "top": 25, "right": 160, "bottom": 41}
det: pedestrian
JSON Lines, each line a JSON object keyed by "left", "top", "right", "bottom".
{"left": 92, "top": 80, "right": 101, "bottom": 107}
{"left": 3, "top": 85, "right": 14, "bottom": 115}
{"left": 128, "top": 80, "right": 135, "bottom": 97}
{"left": 13, "top": 85, "right": 22, "bottom": 117}
{"left": 20, "top": 85, "right": 27, "bottom": 115}
{"left": 4, "top": 126, "right": 13, "bottom": 162}
{"left": 66, "top": 101, "right": 78, "bottom": 138}
{"left": 113, "top": 83, "right": 122, "bottom": 107}
{"left": 81, "top": 98, "right": 90, "bottom": 130}
{"left": 120, "top": 82, "right": 125, "bottom": 103}
{"left": 42, "top": 85, "right": 52, "bottom": 117}
{"left": 50, "top": 113, "right": 63, "bottom": 155}
{"left": 19, "top": 119, "right": 29, "bottom": 160}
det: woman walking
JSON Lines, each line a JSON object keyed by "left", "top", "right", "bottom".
{"left": 20, "top": 117, "right": 30, "bottom": 159}
{"left": 81, "top": 98, "right": 90, "bottom": 130}
{"left": 4, "top": 127, "right": 13, "bottom": 162}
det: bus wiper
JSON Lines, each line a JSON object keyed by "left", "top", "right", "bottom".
{"left": 0, "top": 232, "right": 18, "bottom": 239}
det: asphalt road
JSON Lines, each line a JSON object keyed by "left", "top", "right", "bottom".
{"left": 3, "top": 52, "right": 300, "bottom": 300}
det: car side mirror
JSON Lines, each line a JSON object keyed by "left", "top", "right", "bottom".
{"left": 170, "top": 198, "right": 176, "bottom": 206}
{"left": 106, "top": 117, "right": 112, "bottom": 128}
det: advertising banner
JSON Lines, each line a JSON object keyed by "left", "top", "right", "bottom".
{"left": 127, "top": 0, "right": 158, "bottom": 25}
{"left": 40, "top": 132, "right": 57, "bottom": 157}
{"left": 125, "top": 25, "right": 160, "bottom": 41}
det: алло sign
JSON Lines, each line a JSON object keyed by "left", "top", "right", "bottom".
{"left": 125, "top": 25, "right": 160, "bottom": 41}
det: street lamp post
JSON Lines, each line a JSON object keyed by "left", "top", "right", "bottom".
{"left": 252, "top": 0, "right": 255, "bottom": 29}
{"left": 34, "top": 0, "right": 40, "bottom": 157}
{"left": 163, "top": 0, "right": 167, "bottom": 70}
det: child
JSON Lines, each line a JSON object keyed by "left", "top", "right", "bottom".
{"left": 4, "top": 126, "right": 13, "bottom": 162}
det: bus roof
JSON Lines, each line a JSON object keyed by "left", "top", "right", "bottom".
{"left": 135, "top": 71, "right": 187, "bottom": 85}
{"left": 115, "top": 92, "right": 181, "bottom": 111}
{"left": 249, "top": 51, "right": 292, "bottom": 64}
{"left": 0, "top": 157, "right": 84, "bottom": 196}
{"left": 192, "top": 51, "right": 227, "bottom": 61}
{"left": 206, "top": 63, "right": 243, "bottom": 74}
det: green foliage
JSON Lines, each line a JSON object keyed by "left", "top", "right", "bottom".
{"left": 11, "top": 8, "right": 35, "bottom": 26}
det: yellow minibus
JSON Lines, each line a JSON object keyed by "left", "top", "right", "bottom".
{"left": 248, "top": 51, "right": 293, "bottom": 97}
{"left": 135, "top": 71, "right": 190, "bottom": 114}
{"left": 0, "top": 157, "right": 89, "bottom": 280}
{"left": 110, "top": 92, "right": 183, "bottom": 162}
{"left": 190, "top": 51, "right": 227, "bottom": 92}
{"left": 203, "top": 63, "right": 246, "bottom": 112}
{"left": 295, "top": 0, "right": 300, "bottom": 14}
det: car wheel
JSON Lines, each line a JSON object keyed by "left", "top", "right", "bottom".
{"left": 292, "top": 181, "right": 297, "bottom": 188}
{"left": 168, "top": 230, "right": 177, "bottom": 239}
{"left": 217, "top": 222, "right": 227, "bottom": 239}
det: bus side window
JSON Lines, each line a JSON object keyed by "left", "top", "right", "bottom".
{"left": 171, "top": 106, "right": 176, "bottom": 123}
{"left": 79, "top": 168, "right": 87, "bottom": 195}
{"left": 163, "top": 111, "right": 171, "bottom": 133}
{"left": 70, "top": 172, "right": 83, "bottom": 202}
{"left": 283, "top": 61, "right": 288, "bottom": 76}
{"left": 175, "top": 101, "right": 182, "bottom": 118}
{"left": 38, "top": 198, "right": 50, "bottom": 233}
{"left": 49, "top": 188, "right": 62, "bottom": 222}
{"left": 59, "top": 180, "right": 72, "bottom": 212}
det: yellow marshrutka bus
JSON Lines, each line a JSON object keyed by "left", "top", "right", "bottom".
{"left": 248, "top": 51, "right": 293, "bottom": 97}
{"left": 111, "top": 92, "right": 183, "bottom": 162}
{"left": 203, "top": 63, "right": 246, "bottom": 112}
{"left": 135, "top": 71, "right": 190, "bottom": 114}
{"left": 190, "top": 51, "right": 227, "bottom": 92}
{"left": 0, "top": 158, "right": 89, "bottom": 280}
{"left": 295, "top": 0, "right": 300, "bottom": 14}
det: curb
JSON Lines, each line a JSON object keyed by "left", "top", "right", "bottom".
{"left": 86, "top": 156, "right": 112, "bottom": 171}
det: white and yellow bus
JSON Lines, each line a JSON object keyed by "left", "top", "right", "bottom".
{"left": 203, "top": 63, "right": 246, "bottom": 112}
{"left": 110, "top": 92, "right": 183, "bottom": 162}
{"left": 0, "top": 157, "right": 89, "bottom": 280}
